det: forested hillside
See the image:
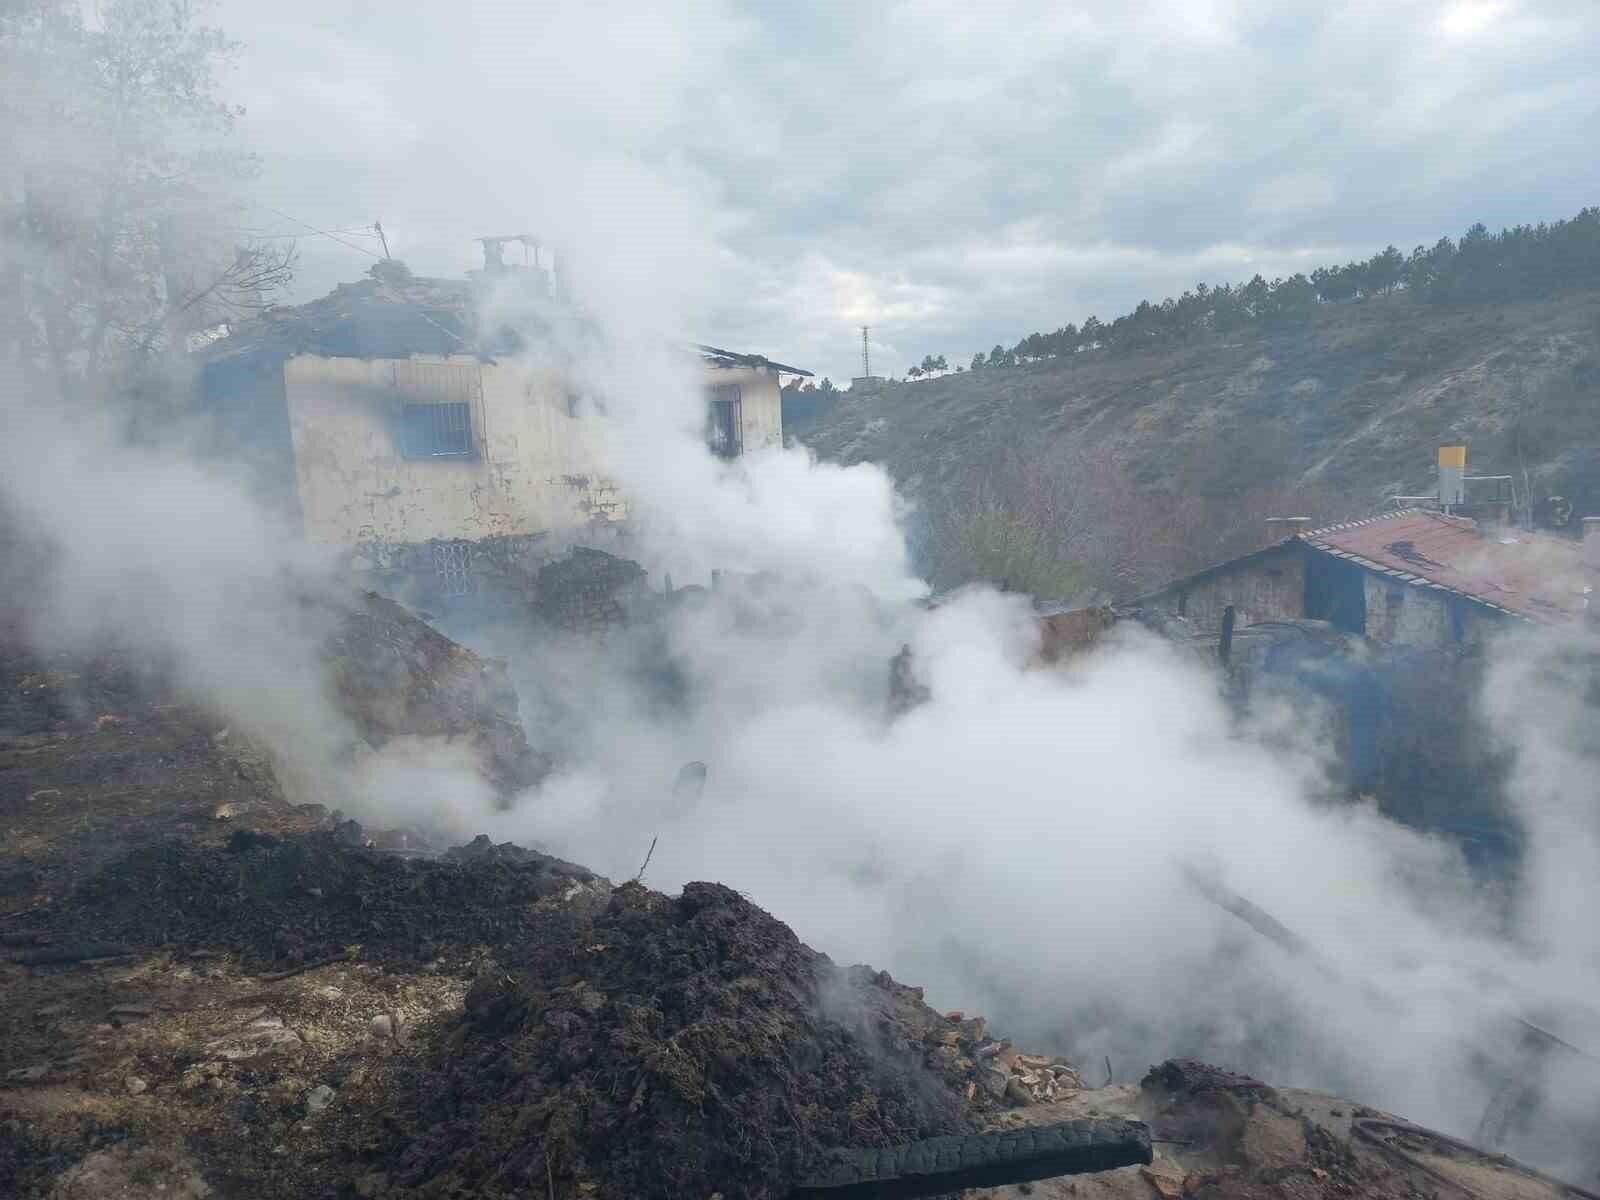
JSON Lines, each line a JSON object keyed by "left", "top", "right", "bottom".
{"left": 791, "top": 285, "right": 1600, "bottom": 600}
{"left": 908, "top": 207, "right": 1600, "bottom": 377}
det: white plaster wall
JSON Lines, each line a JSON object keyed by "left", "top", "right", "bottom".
{"left": 284, "top": 354, "right": 621, "bottom": 546}
{"left": 705, "top": 364, "right": 784, "bottom": 451}
{"left": 284, "top": 355, "right": 788, "bottom": 548}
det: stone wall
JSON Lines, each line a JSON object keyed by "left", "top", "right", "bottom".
{"left": 1150, "top": 547, "right": 1306, "bottom": 632}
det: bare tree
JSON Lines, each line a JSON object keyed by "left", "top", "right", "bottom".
{"left": 1, "top": 0, "right": 292, "bottom": 408}
{"left": 930, "top": 443, "right": 1348, "bottom": 600}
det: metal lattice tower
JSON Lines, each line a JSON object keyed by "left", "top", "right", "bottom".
{"left": 861, "top": 325, "right": 871, "bottom": 378}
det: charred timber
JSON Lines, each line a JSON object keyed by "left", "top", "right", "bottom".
{"left": 791, "top": 1117, "right": 1152, "bottom": 1198}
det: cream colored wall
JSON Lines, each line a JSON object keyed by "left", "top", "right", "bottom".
{"left": 706, "top": 364, "right": 784, "bottom": 451}
{"left": 284, "top": 354, "right": 789, "bottom": 548}
{"left": 283, "top": 354, "right": 622, "bottom": 546}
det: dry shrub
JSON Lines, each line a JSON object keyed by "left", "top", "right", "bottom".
{"left": 930, "top": 446, "right": 1349, "bottom": 599}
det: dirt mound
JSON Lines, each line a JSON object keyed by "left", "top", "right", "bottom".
{"left": 33, "top": 830, "right": 597, "bottom": 970}
{"left": 380, "top": 881, "right": 978, "bottom": 1200}
{"left": 326, "top": 591, "right": 551, "bottom": 795}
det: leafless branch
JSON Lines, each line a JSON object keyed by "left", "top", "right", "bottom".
{"left": 634, "top": 835, "right": 658, "bottom": 883}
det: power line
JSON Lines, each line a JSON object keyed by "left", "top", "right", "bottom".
{"left": 236, "top": 222, "right": 382, "bottom": 236}
{"left": 238, "top": 229, "right": 383, "bottom": 241}
{"left": 247, "top": 206, "right": 464, "bottom": 349}
{"left": 254, "top": 205, "right": 382, "bottom": 259}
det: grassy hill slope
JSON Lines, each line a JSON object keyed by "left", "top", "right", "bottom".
{"left": 794, "top": 291, "right": 1600, "bottom": 566}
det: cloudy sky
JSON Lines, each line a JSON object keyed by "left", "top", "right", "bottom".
{"left": 217, "top": 0, "right": 1600, "bottom": 384}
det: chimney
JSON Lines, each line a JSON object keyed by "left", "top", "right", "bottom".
{"left": 1265, "top": 516, "right": 1312, "bottom": 545}
{"left": 1438, "top": 445, "right": 1466, "bottom": 508}
{"left": 1583, "top": 517, "right": 1600, "bottom": 567}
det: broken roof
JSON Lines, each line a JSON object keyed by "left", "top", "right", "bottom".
{"left": 1140, "top": 509, "right": 1598, "bottom": 625}
{"left": 199, "top": 265, "right": 812, "bottom": 383}
{"left": 200, "top": 265, "right": 477, "bottom": 366}
{"left": 1303, "top": 509, "right": 1597, "bottom": 625}
{"left": 697, "top": 343, "right": 813, "bottom": 378}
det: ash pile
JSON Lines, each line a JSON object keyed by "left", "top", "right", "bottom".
{"left": 379, "top": 882, "right": 984, "bottom": 1199}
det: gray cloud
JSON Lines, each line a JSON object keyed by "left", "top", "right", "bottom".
{"left": 217, "top": 0, "right": 1600, "bottom": 382}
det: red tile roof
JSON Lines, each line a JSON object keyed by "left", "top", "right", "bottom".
{"left": 1301, "top": 509, "right": 1598, "bottom": 625}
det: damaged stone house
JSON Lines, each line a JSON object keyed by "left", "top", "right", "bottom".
{"left": 1138, "top": 498, "right": 1597, "bottom": 645}
{"left": 1130, "top": 448, "right": 1599, "bottom": 865}
{"left": 194, "top": 248, "right": 809, "bottom": 602}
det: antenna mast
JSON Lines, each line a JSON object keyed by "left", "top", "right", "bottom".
{"left": 861, "top": 325, "right": 871, "bottom": 378}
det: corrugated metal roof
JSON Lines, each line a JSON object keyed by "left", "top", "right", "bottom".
{"left": 1301, "top": 509, "right": 1597, "bottom": 625}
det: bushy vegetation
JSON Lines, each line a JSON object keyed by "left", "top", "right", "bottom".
{"left": 927, "top": 446, "right": 1346, "bottom": 600}
{"left": 946, "top": 207, "right": 1600, "bottom": 372}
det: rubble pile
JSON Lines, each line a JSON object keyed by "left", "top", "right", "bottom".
{"left": 842, "top": 967, "right": 1085, "bottom": 1110}
{"left": 377, "top": 882, "right": 983, "bottom": 1200}
{"left": 10, "top": 601, "right": 1595, "bottom": 1200}
{"left": 533, "top": 546, "right": 648, "bottom": 633}
{"left": 324, "top": 591, "right": 551, "bottom": 795}
{"left": 31, "top": 827, "right": 596, "bottom": 971}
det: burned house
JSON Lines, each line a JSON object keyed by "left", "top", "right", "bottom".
{"left": 1138, "top": 508, "right": 1600, "bottom": 646}
{"left": 195, "top": 250, "right": 809, "bottom": 600}
{"left": 1138, "top": 452, "right": 1597, "bottom": 646}
{"left": 1131, "top": 449, "right": 1599, "bottom": 863}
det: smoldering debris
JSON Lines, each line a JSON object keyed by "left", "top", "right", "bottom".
{"left": 325, "top": 591, "right": 552, "bottom": 799}
{"left": 532, "top": 547, "right": 651, "bottom": 633}
{"left": 378, "top": 883, "right": 994, "bottom": 1200}
{"left": 10, "top": 608, "right": 1600, "bottom": 1199}
{"left": 29, "top": 828, "right": 597, "bottom": 972}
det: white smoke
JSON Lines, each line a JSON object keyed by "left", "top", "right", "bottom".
{"left": 4, "top": 2, "right": 1600, "bottom": 1189}
{"left": 0, "top": 396, "right": 354, "bottom": 787}
{"left": 453, "top": 252, "right": 1600, "bottom": 1185}
{"left": 483, "top": 547, "right": 1600, "bottom": 1157}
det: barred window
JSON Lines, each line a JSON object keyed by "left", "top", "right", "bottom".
{"left": 392, "top": 361, "right": 480, "bottom": 459}
{"left": 400, "top": 401, "right": 473, "bottom": 458}
{"left": 707, "top": 384, "right": 742, "bottom": 458}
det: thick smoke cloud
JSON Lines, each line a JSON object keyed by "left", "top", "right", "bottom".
{"left": 5, "top": 2, "right": 1600, "bottom": 1189}
{"left": 458, "top": 209, "right": 1600, "bottom": 1183}
{"left": 420, "top": 208, "right": 1600, "bottom": 1177}
{"left": 0, "top": 396, "right": 351, "bottom": 791}
{"left": 0, "top": 392, "right": 500, "bottom": 823}
{"left": 477, "top": 511, "right": 1600, "bottom": 1176}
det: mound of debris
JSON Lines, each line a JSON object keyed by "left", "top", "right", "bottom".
{"left": 532, "top": 546, "right": 649, "bottom": 632}
{"left": 381, "top": 882, "right": 990, "bottom": 1200}
{"left": 325, "top": 591, "right": 551, "bottom": 795}
{"left": 25, "top": 828, "right": 597, "bottom": 971}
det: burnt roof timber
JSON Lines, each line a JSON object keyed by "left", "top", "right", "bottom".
{"left": 695, "top": 343, "right": 813, "bottom": 377}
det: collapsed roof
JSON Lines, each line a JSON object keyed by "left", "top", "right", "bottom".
{"left": 201, "top": 262, "right": 479, "bottom": 365}
{"left": 198, "top": 261, "right": 810, "bottom": 378}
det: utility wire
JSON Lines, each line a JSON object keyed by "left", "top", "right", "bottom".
{"left": 238, "top": 227, "right": 383, "bottom": 240}
{"left": 247, "top": 205, "right": 466, "bottom": 348}
{"left": 254, "top": 204, "right": 382, "bottom": 259}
